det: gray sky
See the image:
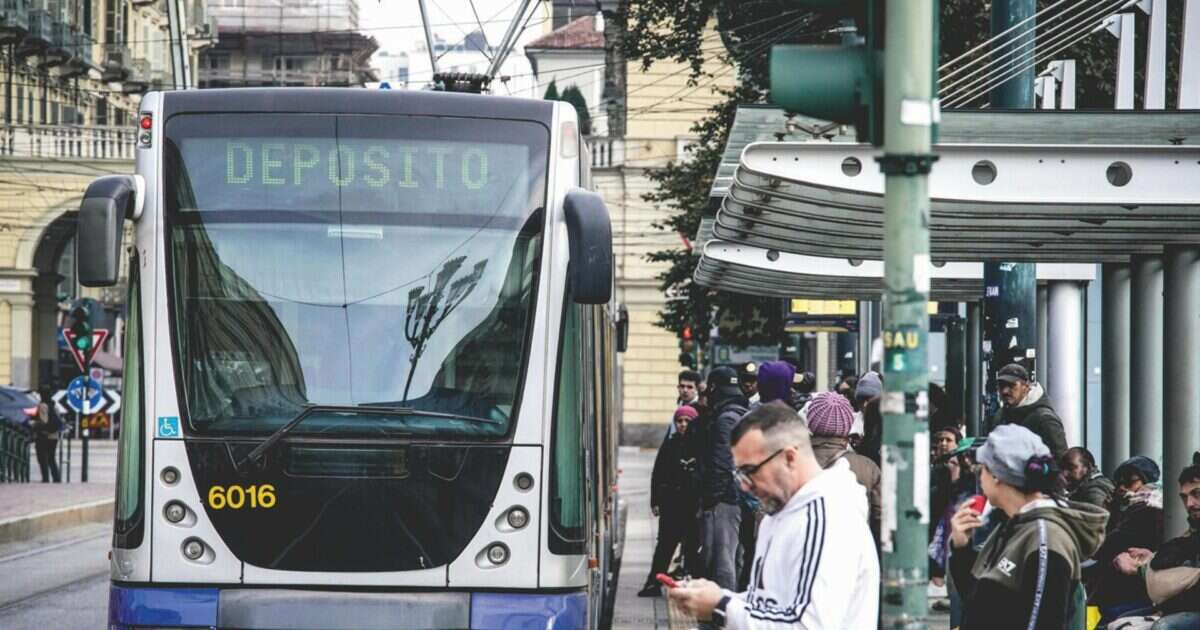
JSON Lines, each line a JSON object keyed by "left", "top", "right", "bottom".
{"left": 360, "top": 0, "right": 545, "bottom": 56}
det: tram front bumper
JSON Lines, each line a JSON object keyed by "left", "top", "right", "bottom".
{"left": 109, "top": 584, "right": 587, "bottom": 629}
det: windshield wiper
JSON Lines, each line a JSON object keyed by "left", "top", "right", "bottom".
{"left": 236, "top": 404, "right": 499, "bottom": 472}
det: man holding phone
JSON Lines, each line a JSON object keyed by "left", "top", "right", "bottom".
{"left": 667, "top": 402, "right": 879, "bottom": 628}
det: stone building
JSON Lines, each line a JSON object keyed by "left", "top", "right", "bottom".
{"left": 0, "top": 0, "right": 214, "bottom": 391}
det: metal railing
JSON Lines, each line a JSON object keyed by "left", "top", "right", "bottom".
{"left": 198, "top": 67, "right": 363, "bottom": 86}
{"left": 0, "top": 421, "right": 31, "bottom": 482}
{"left": 0, "top": 123, "right": 135, "bottom": 160}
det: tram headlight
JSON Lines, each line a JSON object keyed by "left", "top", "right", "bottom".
{"left": 485, "top": 543, "right": 510, "bottom": 566}
{"left": 161, "top": 467, "right": 180, "bottom": 485}
{"left": 164, "top": 502, "right": 186, "bottom": 524}
{"left": 514, "top": 473, "right": 534, "bottom": 491}
{"left": 182, "top": 539, "right": 205, "bottom": 561}
{"left": 506, "top": 507, "right": 529, "bottom": 529}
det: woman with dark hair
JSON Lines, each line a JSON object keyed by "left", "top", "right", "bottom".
{"left": 32, "top": 385, "right": 62, "bottom": 482}
{"left": 948, "top": 424, "right": 1108, "bottom": 630}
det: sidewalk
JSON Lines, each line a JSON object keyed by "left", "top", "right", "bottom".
{"left": 613, "top": 446, "right": 674, "bottom": 629}
{"left": 0, "top": 440, "right": 116, "bottom": 544}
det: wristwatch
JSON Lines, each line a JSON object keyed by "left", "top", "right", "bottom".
{"left": 712, "top": 594, "right": 732, "bottom": 628}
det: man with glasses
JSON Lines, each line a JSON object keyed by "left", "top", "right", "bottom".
{"left": 668, "top": 402, "right": 879, "bottom": 628}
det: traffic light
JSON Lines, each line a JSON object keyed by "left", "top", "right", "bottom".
{"left": 769, "top": 1, "right": 885, "bottom": 145}
{"left": 67, "top": 304, "right": 93, "bottom": 356}
{"left": 678, "top": 326, "right": 697, "bottom": 370}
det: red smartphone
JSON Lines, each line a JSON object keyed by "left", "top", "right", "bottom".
{"left": 969, "top": 495, "right": 987, "bottom": 513}
{"left": 655, "top": 573, "right": 679, "bottom": 588}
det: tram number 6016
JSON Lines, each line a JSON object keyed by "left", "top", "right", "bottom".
{"left": 208, "top": 484, "right": 276, "bottom": 510}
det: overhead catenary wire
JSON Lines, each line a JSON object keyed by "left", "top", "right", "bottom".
{"left": 936, "top": 0, "right": 1132, "bottom": 104}
{"left": 938, "top": 0, "right": 1080, "bottom": 79}
{"left": 942, "top": 20, "right": 1114, "bottom": 107}
{"left": 939, "top": 0, "right": 1136, "bottom": 99}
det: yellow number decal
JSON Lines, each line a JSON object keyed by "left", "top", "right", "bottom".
{"left": 208, "top": 486, "right": 226, "bottom": 510}
{"left": 258, "top": 484, "right": 277, "bottom": 508}
{"left": 226, "top": 485, "right": 245, "bottom": 509}
{"left": 207, "top": 484, "right": 276, "bottom": 510}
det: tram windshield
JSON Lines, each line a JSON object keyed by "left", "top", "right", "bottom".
{"left": 164, "top": 114, "right": 548, "bottom": 438}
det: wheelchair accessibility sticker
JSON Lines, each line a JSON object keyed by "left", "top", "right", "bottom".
{"left": 157, "top": 416, "right": 182, "bottom": 439}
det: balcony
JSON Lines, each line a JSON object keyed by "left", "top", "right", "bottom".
{"left": 585, "top": 136, "right": 625, "bottom": 169}
{"left": 148, "top": 67, "right": 171, "bottom": 91}
{"left": 15, "top": 6, "right": 49, "bottom": 57}
{"left": 59, "top": 30, "right": 94, "bottom": 78}
{"left": 121, "top": 58, "right": 151, "bottom": 94}
{"left": 0, "top": 0, "right": 30, "bottom": 43}
{"left": 0, "top": 123, "right": 135, "bottom": 161}
{"left": 39, "top": 18, "right": 71, "bottom": 66}
{"left": 102, "top": 43, "right": 130, "bottom": 82}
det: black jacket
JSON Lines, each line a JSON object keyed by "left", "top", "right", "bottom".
{"left": 989, "top": 383, "right": 1068, "bottom": 460}
{"left": 1069, "top": 471, "right": 1115, "bottom": 510}
{"left": 695, "top": 391, "right": 748, "bottom": 509}
{"left": 651, "top": 432, "right": 698, "bottom": 510}
{"left": 950, "top": 500, "right": 1107, "bottom": 630}
{"left": 1087, "top": 485, "right": 1164, "bottom": 607}
{"left": 1150, "top": 528, "right": 1200, "bottom": 615}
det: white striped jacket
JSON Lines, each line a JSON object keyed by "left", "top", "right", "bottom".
{"left": 719, "top": 458, "right": 879, "bottom": 629}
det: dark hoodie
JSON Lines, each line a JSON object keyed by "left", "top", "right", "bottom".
{"left": 695, "top": 368, "right": 749, "bottom": 508}
{"left": 950, "top": 499, "right": 1108, "bottom": 630}
{"left": 990, "top": 383, "right": 1069, "bottom": 460}
{"left": 1069, "top": 470, "right": 1115, "bottom": 510}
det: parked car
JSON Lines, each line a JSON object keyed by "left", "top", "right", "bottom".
{"left": 0, "top": 385, "right": 40, "bottom": 430}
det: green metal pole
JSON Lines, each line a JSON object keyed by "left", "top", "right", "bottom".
{"left": 880, "top": 0, "right": 936, "bottom": 627}
{"left": 984, "top": 0, "right": 1038, "bottom": 423}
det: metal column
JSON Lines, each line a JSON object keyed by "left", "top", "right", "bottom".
{"left": 1141, "top": 0, "right": 1167, "bottom": 109}
{"left": 1130, "top": 255, "right": 1164, "bottom": 467}
{"left": 1037, "top": 284, "right": 1049, "bottom": 387}
{"left": 967, "top": 302, "right": 983, "bottom": 437}
{"left": 1163, "top": 246, "right": 1200, "bottom": 536}
{"left": 1047, "top": 281, "right": 1086, "bottom": 448}
{"left": 1101, "top": 264, "right": 1131, "bottom": 473}
{"left": 1182, "top": 0, "right": 1200, "bottom": 108}
{"left": 1108, "top": 12, "right": 1136, "bottom": 109}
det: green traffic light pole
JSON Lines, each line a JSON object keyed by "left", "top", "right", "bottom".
{"left": 878, "top": 0, "right": 936, "bottom": 627}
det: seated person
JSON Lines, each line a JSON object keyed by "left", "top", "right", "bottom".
{"left": 1087, "top": 456, "right": 1165, "bottom": 626}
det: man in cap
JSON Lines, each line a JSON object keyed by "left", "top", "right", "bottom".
{"left": 693, "top": 366, "right": 751, "bottom": 590}
{"left": 739, "top": 362, "right": 760, "bottom": 406}
{"left": 989, "top": 363, "right": 1068, "bottom": 460}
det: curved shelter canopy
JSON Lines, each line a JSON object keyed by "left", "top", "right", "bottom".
{"left": 715, "top": 143, "right": 1200, "bottom": 263}
{"left": 696, "top": 241, "right": 1095, "bottom": 300}
{"left": 695, "top": 106, "right": 1200, "bottom": 295}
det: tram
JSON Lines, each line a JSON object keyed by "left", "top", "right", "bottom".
{"left": 78, "top": 88, "right": 626, "bottom": 629}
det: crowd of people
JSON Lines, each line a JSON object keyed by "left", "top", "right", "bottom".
{"left": 641, "top": 362, "right": 1200, "bottom": 630}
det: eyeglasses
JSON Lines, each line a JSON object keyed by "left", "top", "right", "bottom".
{"left": 734, "top": 447, "right": 788, "bottom": 487}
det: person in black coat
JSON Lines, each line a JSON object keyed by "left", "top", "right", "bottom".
{"left": 639, "top": 405, "right": 702, "bottom": 596}
{"left": 988, "top": 363, "right": 1068, "bottom": 460}
{"left": 694, "top": 367, "right": 749, "bottom": 590}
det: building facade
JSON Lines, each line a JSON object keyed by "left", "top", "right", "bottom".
{"left": 0, "top": 0, "right": 214, "bottom": 392}
{"left": 529, "top": 12, "right": 735, "bottom": 444}
{"left": 198, "top": 0, "right": 376, "bottom": 88}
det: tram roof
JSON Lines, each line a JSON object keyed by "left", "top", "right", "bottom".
{"left": 157, "top": 88, "right": 556, "bottom": 125}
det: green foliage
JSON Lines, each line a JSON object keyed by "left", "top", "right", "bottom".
{"left": 625, "top": 0, "right": 1183, "bottom": 347}
{"left": 559, "top": 85, "right": 593, "bottom": 135}
{"left": 543, "top": 81, "right": 593, "bottom": 136}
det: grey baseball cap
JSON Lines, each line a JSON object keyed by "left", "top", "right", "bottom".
{"left": 976, "top": 424, "right": 1050, "bottom": 489}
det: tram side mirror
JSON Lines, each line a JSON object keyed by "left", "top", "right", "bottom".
{"left": 563, "top": 189, "right": 613, "bottom": 305}
{"left": 78, "top": 175, "right": 143, "bottom": 287}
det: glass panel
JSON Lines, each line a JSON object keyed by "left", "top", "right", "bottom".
{"left": 549, "top": 302, "right": 585, "bottom": 553}
{"left": 164, "top": 114, "right": 547, "bottom": 439}
{"left": 114, "top": 258, "right": 143, "bottom": 547}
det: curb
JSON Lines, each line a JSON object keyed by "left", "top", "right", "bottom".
{"left": 0, "top": 499, "right": 114, "bottom": 545}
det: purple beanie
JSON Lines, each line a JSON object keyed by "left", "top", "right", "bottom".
{"left": 757, "top": 361, "right": 796, "bottom": 404}
{"left": 805, "top": 391, "right": 855, "bottom": 437}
